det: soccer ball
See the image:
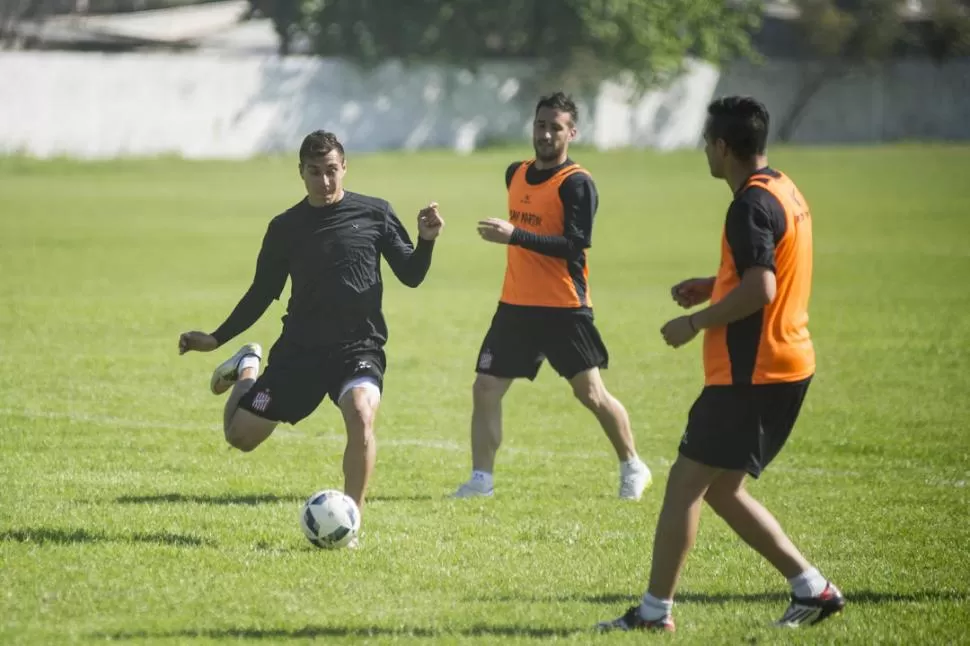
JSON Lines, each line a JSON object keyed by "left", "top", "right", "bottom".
{"left": 299, "top": 489, "right": 360, "bottom": 549}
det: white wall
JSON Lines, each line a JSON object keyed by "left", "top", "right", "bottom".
{"left": 0, "top": 51, "right": 967, "bottom": 159}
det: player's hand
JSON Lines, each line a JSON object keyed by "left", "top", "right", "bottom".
{"left": 661, "top": 315, "right": 699, "bottom": 349}
{"left": 178, "top": 331, "right": 218, "bottom": 355}
{"left": 671, "top": 277, "right": 715, "bottom": 309}
{"left": 417, "top": 202, "right": 444, "bottom": 240}
{"left": 477, "top": 218, "right": 515, "bottom": 244}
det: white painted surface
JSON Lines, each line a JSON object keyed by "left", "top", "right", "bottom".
{"left": 0, "top": 51, "right": 967, "bottom": 159}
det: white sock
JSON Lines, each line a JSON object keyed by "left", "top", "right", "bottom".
{"left": 788, "top": 567, "right": 828, "bottom": 598}
{"left": 470, "top": 470, "right": 493, "bottom": 490}
{"left": 638, "top": 592, "right": 673, "bottom": 621}
{"left": 620, "top": 456, "right": 644, "bottom": 474}
{"left": 238, "top": 354, "right": 260, "bottom": 373}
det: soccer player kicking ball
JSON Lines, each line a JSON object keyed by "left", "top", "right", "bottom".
{"left": 178, "top": 131, "right": 444, "bottom": 536}
{"left": 598, "top": 97, "right": 845, "bottom": 632}
{"left": 453, "top": 92, "right": 651, "bottom": 501}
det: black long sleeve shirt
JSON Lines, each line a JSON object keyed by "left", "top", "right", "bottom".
{"left": 211, "top": 192, "right": 434, "bottom": 349}
{"left": 504, "top": 158, "right": 598, "bottom": 259}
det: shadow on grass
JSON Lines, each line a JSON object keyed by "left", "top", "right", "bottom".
{"left": 472, "top": 589, "right": 970, "bottom": 605}
{"left": 95, "top": 624, "right": 582, "bottom": 640}
{"left": 115, "top": 493, "right": 304, "bottom": 506}
{"left": 1, "top": 527, "right": 211, "bottom": 547}
{"left": 366, "top": 495, "right": 435, "bottom": 503}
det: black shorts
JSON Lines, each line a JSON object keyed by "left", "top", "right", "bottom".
{"left": 678, "top": 376, "right": 812, "bottom": 478}
{"left": 475, "top": 304, "right": 609, "bottom": 380}
{"left": 237, "top": 339, "right": 386, "bottom": 424}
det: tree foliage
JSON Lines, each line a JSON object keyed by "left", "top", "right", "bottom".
{"left": 295, "top": 0, "right": 761, "bottom": 93}
{"left": 778, "top": 0, "right": 970, "bottom": 140}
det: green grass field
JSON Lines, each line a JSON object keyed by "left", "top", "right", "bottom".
{"left": 1, "top": 144, "right": 969, "bottom": 645}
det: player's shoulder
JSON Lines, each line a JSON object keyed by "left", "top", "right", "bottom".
{"left": 505, "top": 160, "right": 525, "bottom": 187}
{"left": 268, "top": 199, "right": 307, "bottom": 228}
{"left": 560, "top": 162, "right": 595, "bottom": 194}
{"left": 733, "top": 173, "right": 784, "bottom": 214}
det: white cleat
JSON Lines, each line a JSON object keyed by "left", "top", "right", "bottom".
{"left": 209, "top": 342, "right": 262, "bottom": 395}
{"left": 451, "top": 479, "right": 494, "bottom": 498}
{"left": 619, "top": 459, "right": 652, "bottom": 501}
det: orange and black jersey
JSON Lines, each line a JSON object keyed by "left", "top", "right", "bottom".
{"left": 500, "top": 158, "right": 597, "bottom": 309}
{"left": 704, "top": 167, "right": 815, "bottom": 386}
{"left": 211, "top": 192, "right": 434, "bottom": 349}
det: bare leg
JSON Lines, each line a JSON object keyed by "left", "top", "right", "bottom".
{"left": 568, "top": 368, "right": 636, "bottom": 461}
{"left": 646, "top": 456, "right": 721, "bottom": 599}
{"left": 339, "top": 385, "right": 381, "bottom": 510}
{"left": 470, "top": 374, "right": 513, "bottom": 473}
{"left": 704, "top": 471, "right": 812, "bottom": 578}
{"left": 223, "top": 366, "right": 277, "bottom": 452}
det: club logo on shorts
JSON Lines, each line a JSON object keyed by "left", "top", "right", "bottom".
{"left": 478, "top": 349, "right": 493, "bottom": 370}
{"left": 251, "top": 389, "right": 272, "bottom": 413}
{"left": 355, "top": 360, "right": 372, "bottom": 373}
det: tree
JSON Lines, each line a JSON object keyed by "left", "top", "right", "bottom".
{"left": 248, "top": 0, "right": 302, "bottom": 55}
{"left": 777, "top": 0, "right": 970, "bottom": 141}
{"left": 297, "top": 0, "right": 761, "bottom": 95}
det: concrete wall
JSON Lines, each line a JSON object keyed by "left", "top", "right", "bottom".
{"left": 0, "top": 51, "right": 967, "bottom": 159}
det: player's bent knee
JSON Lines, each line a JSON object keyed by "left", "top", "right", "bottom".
{"left": 225, "top": 409, "right": 276, "bottom": 452}
{"left": 571, "top": 381, "right": 608, "bottom": 411}
{"left": 473, "top": 374, "right": 508, "bottom": 402}
{"left": 339, "top": 378, "right": 381, "bottom": 433}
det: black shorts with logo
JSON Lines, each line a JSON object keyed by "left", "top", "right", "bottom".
{"left": 238, "top": 338, "right": 386, "bottom": 424}
{"left": 678, "top": 376, "right": 812, "bottom": 478}
{"left": 475, "top": 303, "right": 609, "bottom": 380}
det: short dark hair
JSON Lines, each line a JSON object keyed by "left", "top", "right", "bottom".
{"left": 704, "top": 96, "right": 770, "bottom": 159}
{"left": 299, "top": 130, "right": 345, "bottom": 165}
{"left": 535, "top": 92, "right": 578, "bottom": 125}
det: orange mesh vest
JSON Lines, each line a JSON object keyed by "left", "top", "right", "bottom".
{"left": 500, "top": 160, "right": 592, "bottom": 308}
{"left": 704, "top": 171, "right": 815, "bottom": 385}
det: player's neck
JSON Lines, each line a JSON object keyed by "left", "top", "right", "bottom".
{"left": 726, "top": 156, "right": 768, "bottom": 194}
{"left": 307, "top": 189, "right": 345, "bottom": 208}
{"left": 533, "top": 154, "right": 568, "bottom": 171}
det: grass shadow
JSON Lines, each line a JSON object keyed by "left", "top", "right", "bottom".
{"left": 1, "top": 527, "right": 211, "bottom": 548}
{"left": 96, "top": 624, "right": 582, "bottom": 640}
{"left": 115, "top": 493, "right": 304, "bottom": 506}
{"left": 366, "top": 495, "right": 435, "bottom": 502}
{"left": 472, "top": 589, "right": 970, "bottom": 605}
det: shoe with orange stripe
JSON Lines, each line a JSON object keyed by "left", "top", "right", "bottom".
{"left": 775, "top": 582, "right": 846, "bottom": 627}
{"left": 596, "top": 606, "right": 675, "bottom": 633}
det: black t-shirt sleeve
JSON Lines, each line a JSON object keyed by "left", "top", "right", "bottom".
{"left": 725, "top": 187, "right": 787, "bottom": 276}
{"left": 560, "top": 171, "right": 596, "bottom": 248}
{"left": 508, "top": 172, "right": 596, "bottom": 260}
{"left": 210, "top": 219, "right": 288, "bottom": 346}
{"left": 380, "top": 204, "right": 434, "bottom": 288}
{"left": 505, "top": 162, "right": 523, "bottom": 189}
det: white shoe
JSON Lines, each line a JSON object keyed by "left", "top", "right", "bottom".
{"left": 209, "top": 342, "right": 262, "bottom": 395}
{"left": 452, "top": 478, "right": 494, "bottom": 498}
{"left": 619, "top": 459, "right": 652, "bottom": 501}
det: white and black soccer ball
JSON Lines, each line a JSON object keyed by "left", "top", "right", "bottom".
{"left": 299, "top": 489, "right": 360, "bottom": 549}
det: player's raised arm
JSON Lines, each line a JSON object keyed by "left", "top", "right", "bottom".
{"left": 178, "top": 220, "right": 288, "bottom": 354}
{"left": 380, "top": 202, "right": 443, "bottom": 288}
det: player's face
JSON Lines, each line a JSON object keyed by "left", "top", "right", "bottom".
{"left": 703, "top": 133, "right": 727, "bottom": 179}
{"left": 300, "top": 151, "right": 346, "bottom": 205}
{"left": 533, "top": 107, "right": 575, "bottom": 163}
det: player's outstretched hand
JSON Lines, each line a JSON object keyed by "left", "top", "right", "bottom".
{"left": 477, "top": 218, "right": 514, "bottom": 244}
{"left": 178, "top": 331, "right": 218, "bottom": 355}
{"left": 671, "top": 277, "right": 715, "bottom": 308}
{"left": 417, "top": 202, "right": 444, "bottom": 240}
